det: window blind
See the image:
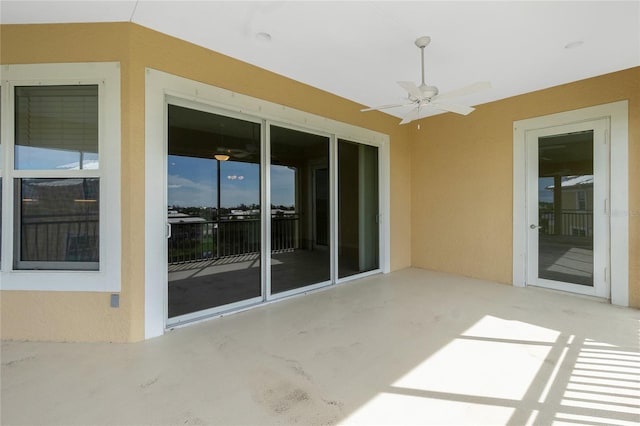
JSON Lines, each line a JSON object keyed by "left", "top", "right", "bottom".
{"left": 15, "top": 85, "right": 98, "bottom": 155}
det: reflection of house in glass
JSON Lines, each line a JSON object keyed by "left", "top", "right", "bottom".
{"left": 541, "top": 175, "right": 593, "bottom": 237}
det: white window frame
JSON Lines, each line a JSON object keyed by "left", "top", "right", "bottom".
{"left": 0, "top": 62, "right": 121, "bottom": 292}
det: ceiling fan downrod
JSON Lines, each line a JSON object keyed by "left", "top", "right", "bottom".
{"left": 416, "top": 36, "right": 430, "bottom": 88}
{"left": 414, "top": 36, "right": 438, "bottom": 99}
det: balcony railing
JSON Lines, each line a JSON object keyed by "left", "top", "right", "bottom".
{"left": 539, "top": 209, "right": 593, "bottom": 237}
{"left": 168, "top": 216, "right": 299, "bottom": 264}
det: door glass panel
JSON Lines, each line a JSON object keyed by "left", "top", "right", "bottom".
{"left": 338, "top": 140, "right": 379, "bottom": 278}
{"left": 538, "top": 131, "right": 593, "bottom": 286}
{"left": 270, "top": 126, "right": 330, "bottom": 294}
{"left": 167, "top": 105, "right": 261, "bottom": 318}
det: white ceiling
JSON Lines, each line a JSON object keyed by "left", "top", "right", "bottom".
{"left": 2, "top": 1, "right": 639, "bottom": 120}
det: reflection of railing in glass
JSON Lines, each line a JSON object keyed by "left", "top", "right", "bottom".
{"left": 21, "top": 216, "right": 99, "bottom": 261}
{"left": 539, "top": 209, "right": 593, "bottom": 237}
{"left": 168, "top": 216, "right": 298, "bottom": 264}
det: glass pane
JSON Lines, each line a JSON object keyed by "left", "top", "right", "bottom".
{"left": 15, "top": 85, "right": 99, "bottom": 170}
{"left": 338, "top": 140, "right": 379, "bottom": 278}
{"left": 167, "top": 105, "right": 261, "bottom": 318}
{"left": 16, "top": 178, "right": 99, "bottom": 268}
{"left": 538, "top": 131, "right": 593, "bottom": 286}
{"left": 1, "top": 87, "right": 2, "bottom": 259}
{"left": 0, "top": 178, "right": 2, "bottom": 260}
{"left": 1, "top": 86, "right": 3, "bottom": 170}
{"left": 270, "top": 125, "right": 330, "bottom": 294}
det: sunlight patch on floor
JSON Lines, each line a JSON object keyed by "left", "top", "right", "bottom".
{"left": 341, "top": 392, "right": 515, "bottom": 425}
{"left": 389, "top": 316, "right": 556, "bottom": 399}
{"left": 461, "top": 315, "right": 560, "bottom": 343}
{"left": 342, "top": 316, "right": 560, "bottom": 424}
{"left": 553, "top": 413, "right": 639, "bottom": 426}
{"left": 554, "top": 340, "right": 640, "bottom": 423}
{"left": 389, "top": 338, "right": 551, "bottom": 400}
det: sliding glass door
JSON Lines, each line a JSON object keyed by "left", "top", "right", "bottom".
{"left": 167, "top": 105, "right": 262, "bottom": 320}
{"left": 338, "top": 140, "right": 379, "bottom": 278}
{"left": 269, "top": 125, "right": 331, "bottom": 294}
{"left": 165, "top": 103, "right": 381, "bottom": 324}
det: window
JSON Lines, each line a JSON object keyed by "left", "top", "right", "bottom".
{"left": 0, "top": 62, "right": 120, "bottom": 291}
{"left": 577, "top": 190, "right": 587, "bottom": 211}
{"left": 14, "top": 85, "right": 99, "bottom": 270}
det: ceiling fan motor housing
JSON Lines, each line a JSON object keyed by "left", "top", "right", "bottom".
{"left": 415, "top": 36, "right": 431, "bottom": 48}
{"left": 420, "top": 84, "right": 439, "bottom": 99}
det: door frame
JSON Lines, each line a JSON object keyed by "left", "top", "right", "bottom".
{"left": 525, "top": 120, "right": 608, "bottom": 297}
{"left": 144, "top": 68, "right": 391, "bottom": 339}
{"left": 513, "top": 101, "right": 629, "bottom": 306}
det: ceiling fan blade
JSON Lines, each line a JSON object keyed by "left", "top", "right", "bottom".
{"left": 430, "top": 102, "right": 475, "bottom": 115}
{"left": 397, "top": 81, "right": 424, "bottom": 100}
{"left": 436, "top": 81, "right": 491, "bottom": 101}
{"left": 361, "top": 102, "right": 413, "bottom": 112}
{"left": 399, "top": 107, "right": 421, "bottom": 125}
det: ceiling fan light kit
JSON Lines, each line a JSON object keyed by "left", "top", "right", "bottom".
{"left": 361, "top": 36, "right": 491, "bottom": 125}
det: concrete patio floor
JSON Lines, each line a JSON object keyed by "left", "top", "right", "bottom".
{"left": 2, "top": 268, "right": 639, "bottom": 425}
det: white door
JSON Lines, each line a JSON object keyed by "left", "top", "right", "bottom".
{"left": 525, "top": 119, "right": 609, "bottom": 298}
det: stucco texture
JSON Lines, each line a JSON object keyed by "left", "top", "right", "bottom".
{"left": 0, "top": 22, "right": 636, "bottom": 343}
{"left": 410, "top": 67, "right": 639, "bottom": 307}
{"left": 0, "top": 23, "right": 412, "bottom": 342}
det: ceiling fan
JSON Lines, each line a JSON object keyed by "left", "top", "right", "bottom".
{"left": 361, "top": 36, "right": 491, "bottom": 124}
{"left": 214, "top": 144, "right": 256, "bottom": 160}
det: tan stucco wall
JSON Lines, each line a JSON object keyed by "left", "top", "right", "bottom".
{"left": 0, "top": 23, "right": 413, "bottom": 342}
{"left": 1, "top": 22, "right": 635, "bottom": 342}
{"left": 410, "top": 67, "right": 640, "bottom": 308}
{"left": 0, "top": 23, "right": 137, "bottom": 342}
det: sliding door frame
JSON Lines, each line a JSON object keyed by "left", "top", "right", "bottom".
{"left": 164, "top": 97, "right": 265, "bottom": 328}
{"left": 145, "top": 69, "right": 390, "bottom": 339}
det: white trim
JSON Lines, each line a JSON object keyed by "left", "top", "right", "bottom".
{"left": 337, "top": 268, "right": 382, "bottom": 284}
{"left": 524, "top": 119, "right": 608, "bottom": 298}
{"left": 269, "top": 280, "right": 333, "bottom": 301}
{"left": 167, "top": 296, "right": 263, "bottom": 328}
{"left": 330, "top": 133, "right": 339, "bottom": 283}
{"left": 0, "top": 62, "right": 121, "bottom": 292}
{"left": 145, "top": 68, "right": 391, "bottom": 339}
{"left": 513, "top": 100, "right": 629, "bottom": 306}
{"left": 262, "top": 120, "right": 271, "bottom": 300}
{"left": 382, "top": 143, "right": 391, "bottom": 273}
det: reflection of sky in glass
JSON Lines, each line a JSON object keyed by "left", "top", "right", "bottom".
{"left": 220, "top": 161, "right": 259, "bottom": 208}
{"left": 538, "top": 177, "right": 554, "bottom": 203}
{"left": 271, "top": 165, "right": 295, "bottom": 207}
{"left": 168, "top": 155, "right": 296, "bottom": 208}
{"left": 16, "top": 146, "right": 98, "bottom": 170}
{"left": 168, "top": 155, "right": 216, "bottom": 208}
